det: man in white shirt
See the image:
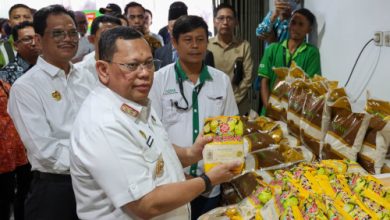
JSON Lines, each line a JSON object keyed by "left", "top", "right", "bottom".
{"left": 72, "top": 11, "right": 94, "bottom": 63}
{"left": 70, "top": 26, "right": 240, "bottom": 219}
{"left": 149, "top": 15, "right": 238, "bottom": 219}
{"left": 8, "top": 5, "right": 92, "bottom": 220}
{"left": 76, "top": 15, "right": 121, "bottom": 86}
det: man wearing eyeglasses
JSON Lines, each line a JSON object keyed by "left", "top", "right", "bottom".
{"left": 0, "top": 4, "right": 33, "bottom": 69}
{"left": 8, "top": 5, "right": 93, "bottom": 220}
{"left": 75, "top": 15, "right": 122, "bottom": 87}
{"left": 149, "top": 15, "right": 238, "bottom": 219}
{"left": 0, "top": 21, "right": 40, "bottom": 85}
{"left": 70, "top": 26, "right": 240, "bottom": 220}
{"left": 208, "top": 3, "right": 254, "bottom": 115}
{"left": 0, "top": 21, "right": 38, "bottom": 220}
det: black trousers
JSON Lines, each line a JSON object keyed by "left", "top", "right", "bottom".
{"left": 0, "top": 163, "right": 32, "bottom": 220}
{"left": 190, "top": 194, "right": 221, "bottom": 220}
{"left": 24, "top": 172, "right": 78, "bottom": 220}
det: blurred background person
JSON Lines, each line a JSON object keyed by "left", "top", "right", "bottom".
{"left": 72, "top": 11, "right": 94, "bottom": 63}
{"left": 144, "top": 9, "right": 164, "bottom": 46}
{"left": 0, "top": 4, "right": 33, "bottom": 68}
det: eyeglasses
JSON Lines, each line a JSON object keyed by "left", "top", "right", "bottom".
{"left": 17, "top": 36, "right": 35, "bottom": 44}
{"left": 108, "top": 59, "right": 162, "bottom": 73}
{"left": 47, "top": 29, "right": 80, "bottom": 42}
{"left": 216, "top": 16, "right": 234, "bottom": 22}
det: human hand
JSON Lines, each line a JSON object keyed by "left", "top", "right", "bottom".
{"left": 205, "top": 161, "right": 242, "bottom": 186}
{"left": 258, "top": 30, "right": 277, "bottom": 43}
{"left": 273, "top": 0, "right": 291, "bottom": 18}
{"left": 189, "top": 133, "right": 213, "bottom": 161}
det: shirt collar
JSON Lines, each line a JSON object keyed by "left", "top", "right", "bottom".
{"left": 15, "top": 54, "right": 31, "bottom": 71}
{"left": 174, "top": 60, "right": 212, "bottom": 84}
{"left": 281, "top": 39, "right": 307, "bottom": 54}
{"left": 36, "top": 56, "right": 76, "bottom": 77}
{"left": 211, "top": 35, "right": 239, "bottom": 48}
{"left": 114, "top": 90, "right": 152, "bottom": 123}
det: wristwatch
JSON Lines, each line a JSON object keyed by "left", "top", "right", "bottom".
{"left": 200, "top": 173, "right": 212, "bottom": 193}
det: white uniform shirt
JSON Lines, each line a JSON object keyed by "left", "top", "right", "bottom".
{"left": 75, "top": 51, "right": 99, "bottom": 87}
{"left": 70, "top": 84, "right": 190, "bottom": 220}
{"left": 8, "top": 56, "right": 93, "bottom": 174}
{"left": 73, "top": 35, "right": 94, "bottom": 61}
{"left": 149, "top": 63, "right": 238, "bottom": 197}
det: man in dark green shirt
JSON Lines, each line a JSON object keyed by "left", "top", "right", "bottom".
{"left": 258, "top": 8, "right": 321, "bottom": 115}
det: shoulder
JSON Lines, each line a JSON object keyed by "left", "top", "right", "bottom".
{"left": 207, "top": 66, "right": 230, "bottom": 83}
{"left": 154, "top": 63, "right": 175, "bottom": 77}
{"left": 305, "top": 43, "right": 320, "bottom": 53}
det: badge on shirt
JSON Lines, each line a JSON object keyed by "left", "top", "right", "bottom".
{"left": 155, "top": 153, "right": 165, "bottom": 178}
{"left": 51, "top": 90, "right": 61, "bottom": 101}
{"left": 139, "top": 130, "right": 147, "bottom": 140}
{"left": 121, "top": 104, "right": 139, "bottom": 118}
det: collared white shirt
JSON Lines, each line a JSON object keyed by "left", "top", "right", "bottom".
{"left": 70, "top": 84, "right": 190, "bottom": 220}
{"left": 73, "top": 35, "right": 94, "bottom": 61}
{"left": 8, "top": 56, "right": 93, "bottom": 174}
{"left": 75, "top": 51, "right": 99, "bottom": 87}
{"left": 149, "top": 63, "right": 238, "bottom": 197}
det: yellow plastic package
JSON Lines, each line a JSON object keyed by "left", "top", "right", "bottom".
{"left": 203, "top": 116, "right": 245, "bottom": 174}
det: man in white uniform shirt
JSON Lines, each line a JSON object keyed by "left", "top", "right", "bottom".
{"left": 70, "top": 26, "right": 240, "bottom": 220}
{"left": 8, "top": 5, "right": 92, "bottom": 220}
{"left": 76, "top": 15, "right": 121, "bottom": 86}
{"left": 149, "top": 15, "right": 238, "bottom": 219}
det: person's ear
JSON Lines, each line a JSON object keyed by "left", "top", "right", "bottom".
{"left": 96, "top": 60, "right": 110, "bottom": 85}
{"left": 13, "top": 40, "right": 19, "bottom": 51}
{"left": 172, "top": 37, "right": 178, "bottom": 49}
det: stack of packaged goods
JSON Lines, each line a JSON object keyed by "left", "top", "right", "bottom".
{"left": 199, "top": 62, "right": 390, "bottom": 219}
{"left": 200, "top": 160, "right": 390, "bottom": 220}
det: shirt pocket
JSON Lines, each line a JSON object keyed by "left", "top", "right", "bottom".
{"left": 161, "top": 93, "right": 185, "bottom": 126}
{"left": 205, "top": 93, "right": 225, "bottom": 114}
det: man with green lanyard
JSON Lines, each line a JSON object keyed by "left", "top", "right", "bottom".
{"left": 0, "top": 4, "right": 33, "bottom": 68}
{"left": 258, "top": 8, "right": 321, "bottom": 115}
{"left": 149, "top": 15, "right": 238, "bottom": 219}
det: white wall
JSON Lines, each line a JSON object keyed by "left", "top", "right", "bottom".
{"left": 305, "top": 0, "right": 390, "bottom": 110}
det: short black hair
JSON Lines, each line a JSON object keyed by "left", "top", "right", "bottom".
{"left": 8, "top": 4, "right": 31, "bottom": 18}
{"left": 90, "top": 15, "right": 121, "bottom": 36}
{"left": 11, "top": 21, "right": 33, "bottom": 41}
{"left": 99, "top": 26, "right": 143, "bottom": 61}
{"left": 33, "top": 5, "right": 76, "bottom": 36}
{"left": 172, "top": 15, "right": 208, "bottom": 42}
{"left": 145, "top": 9, "right": 152, "bottom": 18}
{"left": 124, "top": 2, "right": 145, "bottom": 16}
{"left": 116, "top": 14, "right": 129, "bottom": 26}
{"left": 214, "top": 3, "right": 236, "bottom": 18}
{"left": 292, "top": 8, "right": 315, "bottom": 27}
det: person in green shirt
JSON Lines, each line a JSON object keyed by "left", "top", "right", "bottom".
{"left": 0, "top": 4, "right": 33, "bottom": 68}
{"left": 258, "top": 8, "right": 321, "bottom": 115}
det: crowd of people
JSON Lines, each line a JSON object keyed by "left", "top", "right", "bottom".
{"left": 0, "top": 1, "right": 321, "bottom": 219}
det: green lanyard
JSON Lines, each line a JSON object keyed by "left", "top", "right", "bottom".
{"left": 189, "top": 83, "right": 203, "bottom": 177}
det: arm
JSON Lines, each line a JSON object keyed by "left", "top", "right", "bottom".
{"left": 256, "top": 3, "right": 291, "bottom": 43}
{"left": 256, "top": 11, "right": 275, "bottom": 39}
{"left": 260, "top": 77, "right": 270, "bottom": 109}
{"left": 234, "top": 42, "right": 254, "bottom": 104}
{"left": 8, "top": 83, "right": 70, "bottom": 171}
{"left": 122, "top": 161, "right": 240, "bottom": 219}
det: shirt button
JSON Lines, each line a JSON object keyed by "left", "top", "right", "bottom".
{"left": 194, "top": 109, "right": 197, "bottom": 113}
{"left": 129, "top": 183, "right": 137, "bottom": 191}
{"left": 194, "top": 129, "right": 198, "bottom": 133}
